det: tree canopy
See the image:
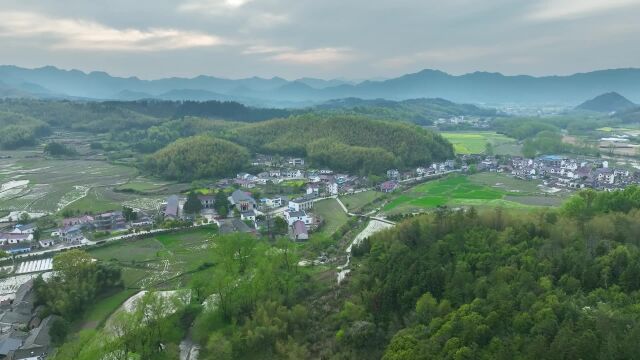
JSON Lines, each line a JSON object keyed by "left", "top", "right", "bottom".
{"left": 144, "top": 135, "right": 250, "bottom": 181}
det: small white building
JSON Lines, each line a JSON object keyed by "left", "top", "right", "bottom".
{"left": 284, "top": 210, "right": 311, "bottom": 226}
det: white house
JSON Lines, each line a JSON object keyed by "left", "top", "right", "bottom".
{"left": 289, "top": 196, "right": 314, "bottom": 212}
{"left": 284, "top": 210, "right": 311, "bottom": 226}
{"left": 10, "top": 223, "right": 37, "bottom": 235}
{"left": 0, "top": 233, "right": 33, "bottom": 245}
{"left": 288, "top": 158, "right": 305, "bottom": 166}
{"left": 326, "top": 182, "right": 339, "bottom": 196}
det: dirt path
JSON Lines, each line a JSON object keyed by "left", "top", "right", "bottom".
{"left": 338, "top": 219, "right": 394, "bottom": 284}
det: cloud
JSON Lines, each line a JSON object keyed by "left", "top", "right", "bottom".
{"left": 178, "top": 0, "right": 253, "bottom": 14}
{"left": 242, "top": 45, "right": 294, "bottom": 55}
{"left": 246, "top": 13, "right": 290, "bottom": 29}
{"left": 377, "top": 46, "right": 501, "bottom": 70}
{"left": 0, "top": 11, "right": 225, "bottom": 52}
{"left": 265, "top": 47, "right": 355, "bottom": 65}
{"left": 527, "top": 0, "right": 640, "bottom": 21}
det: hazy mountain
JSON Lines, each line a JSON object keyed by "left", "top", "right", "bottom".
{"left": 576, "top": 92, "right": 636, "bottom": 113}
{"left": 156, "top": 89, "right": 229, "bottom": 101}
{"left": 294, "top": 77, "right": 353, "bottom": 89}
{"left": 2, "top": 65, "right": 640, "bottom": 105}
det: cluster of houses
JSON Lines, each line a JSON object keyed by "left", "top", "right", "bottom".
{"left": 510, "top": 155, "right": 640, "bottom": 190}
{"left": 380, "top": 160, "right": 457, "bottom": 193}
{"left": 0, "top": 280, "right": 55, "bottom": 359}
{"left": 433, "top": 116, "right": 491, "bottom": 129}
{"left": 0, "top": 224, "right": 38, "bottom": 256}
{"left": 0, "top": 208, "right": 155, "bottom": 256}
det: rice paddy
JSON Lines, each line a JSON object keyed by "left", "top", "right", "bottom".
{"left": 0, "top": 151, "right": 171, "bottom": 214}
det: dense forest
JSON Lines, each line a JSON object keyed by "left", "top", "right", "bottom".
{"left": 0, "top": 110, "right": 51, "bottom": 149}
{"left": 338, "top": 187, "right": 640, "bottom": 359}
{"left": 315, "top": 98, "right": 499, "bottom": 126}
{"left": 103, "top": 100, "right": 292, "bottom": 122}
{"left": 139, "top": 114, "right": 453, "bottom": 179}
{"left": 230, "top": 114, "right": 454, "bottom": 172}
{"left": 144, "top": 135, "right": 250, "bottom": 181}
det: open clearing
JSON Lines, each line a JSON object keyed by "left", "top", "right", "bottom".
{"left": 383, "top": 173, "right": 564, "bottom": 214}
{"left": 441, "top": 131, "right": 521, "bottom": 155}
{"left": 339, "top": 190, "right": 383, "bottom": 213}
{"left": 314, "top": 199, "right": 349, "bottom": 235}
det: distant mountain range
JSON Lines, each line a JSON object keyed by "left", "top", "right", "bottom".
{"left": 576, "top": 92, "right": 637, "bottom": 113}
{"left": 1, "top": 65, "right": 640, "bottom": 106}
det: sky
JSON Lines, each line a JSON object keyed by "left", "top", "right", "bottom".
{"left": 0, "top": 0, "right": 639, "bottom": 80}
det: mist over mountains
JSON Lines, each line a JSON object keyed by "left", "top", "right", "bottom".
{"left": 1, "top": 65, "right": 640, "bottom": 106}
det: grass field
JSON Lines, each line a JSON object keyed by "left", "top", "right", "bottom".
{"left": 115, "top": 180, "right": 169, "bottom": 193}
{"left": 339, "top": 190, "right": 383, "bottom": 212}
{"left": 383, "top": 173, "right": 561, "bottom": 214}
{"left": 64, "top": 187, "right": 122, "bottom": 213}
{"left": 441, "top": 131, "right": 521, "bottom": 155}
{"left": 313, "top": 199, "right": 349, "bottom": 235}
{"left": 89, "top": 227, "right": 217, "bottom": 289}
{"left": 78, "top": 289, "right": 138, "bottom": 330}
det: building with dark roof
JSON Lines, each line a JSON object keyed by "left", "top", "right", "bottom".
{"left": 165, "top": 195, "right": 179, "bottom": 219}
{"left": 228, "top": 190, "right": 257, "bottom": 212}
{"left": 291, "top": 220, "right": 309, "bottom": 241}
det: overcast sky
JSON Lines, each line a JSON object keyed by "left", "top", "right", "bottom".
{"left": 0, "top": 0, "right": 639, "bottom": 80}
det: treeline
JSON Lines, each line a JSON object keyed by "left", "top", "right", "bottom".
{"left": 326, "top": 188, "right": 640, "bottom": 359}
{"left": 0, "top": 99, "right": 290, "bottom": 134}
{"left": 492, "top": 117, "right": 559, "bottom": 140}
{"left": 0, "top": 99, "right": 161, "bottom": 133}
{"left": 144, "top": 135, "right": 250, "bottom": 181}
{"left": 316, "top": 98, "right": 499, "bottom": 126}
{"left": 230, "top": 114, "right": 454, "bottom": 173}
{"left": 522, "top": 131, "right": 599, "bottom": 158}
{"left": 102, "top": 99, "right": 292, "bottom": 122}
{"left": 34, "top": 250, "right": 123, "bottom": 321}
{"left": 109, "top": 117, "right": 245, "bottom": 153}
{"left": 0, "top": 111, "right": 51, "bottom": 149}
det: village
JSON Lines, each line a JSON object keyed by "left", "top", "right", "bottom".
{"left": 0, "top": 153, "right": 640, "bottom": 358}
{"left": 4, "top": 151, "right": 640, "bottom": 262}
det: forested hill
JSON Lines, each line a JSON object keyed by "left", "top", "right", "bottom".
{"left": 337, "top": 187, "right": 640, "bottom": 359}
{"left": 144, "top": 135, "right": 250, "bottom": 181}
{"left": 576, "top": 92, "right": 636, "bottom": 113}
{"left": 0, "top": 99, "right": 290, "bottom": 129}
{"left": 230, "top": 114, "right": 454, "bottom": 174}
{"left": 103, "top": 100, "right": 292, "bottom": 122}
{"left": 315, "top": 97, "right": 498, "bottom": 125}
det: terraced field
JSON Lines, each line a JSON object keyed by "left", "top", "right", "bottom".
{"left": 0, "top": 151, "right": 167, "bottom": 214}
{"left": 89, "top": 227, "right": 217, "bottom": 289}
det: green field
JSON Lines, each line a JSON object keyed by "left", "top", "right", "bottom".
{"left": 89, "top": 227, "right": 217, "bottom": 289}
{"left": 313, "top": 199, "right": 349, "bottom": 235}
{"left": 339, "top": 190, "right": 383, "bottom": 212}
{"left": 64, "top": 187, "right": 123, "bottom": 213}
{"left": 441, "top": 131, "right": 520, "bottom": 155}
{"left": 115, "top": 180, "right": 169, "bottom": 193}
{"left": 383, "top": 174, "right": 560, "bottom": 214}
{"left": 78, "top": 289, "right": 138, "bottom": 330}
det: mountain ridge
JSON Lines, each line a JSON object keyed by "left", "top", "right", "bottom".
{"left": 2, "top": 65, "right": 640, "bottom": 105}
